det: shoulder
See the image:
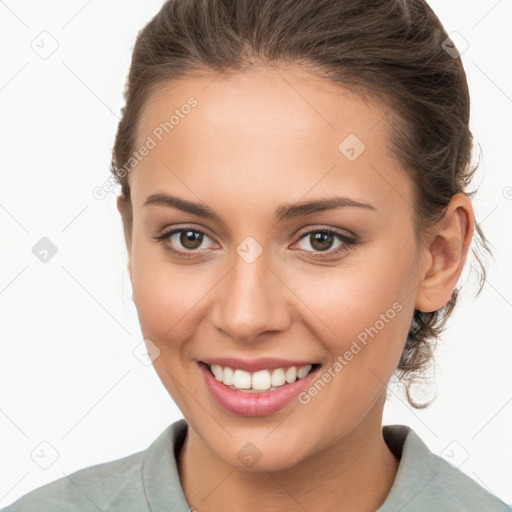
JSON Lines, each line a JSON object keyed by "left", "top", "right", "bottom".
{"left": 1, "top": 450, "right": 148, "bottom": 512}
{"left": 379, "top": 425, "right": 511, "bottom": 512}
{"left": 2, "top": 419, "right": 190, "bottom": 512}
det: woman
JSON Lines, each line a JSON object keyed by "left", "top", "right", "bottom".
{"left": 4, "top": 0, "right": 510, "bottom": 510}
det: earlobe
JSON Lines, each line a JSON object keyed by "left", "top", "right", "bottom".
{"left": 116, "top": 194, "right": 125, "bottom": 215}
{"left": 415, "top": 194, "right": 474, "bottom": 313}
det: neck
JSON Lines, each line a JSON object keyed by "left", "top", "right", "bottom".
{"left": 178, "top": 394, "right": 399, "bottom": 512}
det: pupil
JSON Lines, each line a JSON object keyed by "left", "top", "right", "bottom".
{"left": 181, "top": 230, "right": 202, "bottom": 249}
{"left": 312, "top": 232, "right": 333, "bottom": 251}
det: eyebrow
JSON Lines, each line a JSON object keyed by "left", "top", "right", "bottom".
{"left": 143, "top": 192, "right": 377, "bottom": 223}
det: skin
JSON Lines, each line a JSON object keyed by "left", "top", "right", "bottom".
{"left": 117, "top": 64, "right": 474, "bottom": 512}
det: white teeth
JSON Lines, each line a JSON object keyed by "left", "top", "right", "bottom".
{"left": 285, "top": 366, "right": 297, "bottom": 383}
{"left": 208, "top": 363, "right": 314, "bottom": 392}
{"left": 297, "top": 364, "right": 312, "bottom": 379}
{"left": 223, "top": 366, "right": 234, "bottom": 386}
{"left": 211, "top": 364, "right": 223, "bottom": 381}
{"left": 251, "top": 370, "right": 272, "bottom": 390}
{"left": 233, "top": 369, "right": 252, "bottom": 389}
{"left": 271, "top": 368, "right": 286, "bottom": 387}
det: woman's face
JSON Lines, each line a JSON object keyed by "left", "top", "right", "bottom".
{"left": 125, "top": 65, "right": 428, "bottom": 471}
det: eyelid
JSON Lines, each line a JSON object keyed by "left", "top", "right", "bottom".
{"left": 155, "top": 224, "right": 218, "bottom": 246}
{"left": 291, "top": 226, "right": 357, "bottom": 255}
{"left": 294, "top": 224, "right": 357, "bottom": 242}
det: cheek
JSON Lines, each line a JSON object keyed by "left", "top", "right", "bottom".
{"left": 130, "top": 241, "right": 214, "bottom": 345}
{"left": 288, "top": 246, "right": 415, "bottom": 369}
{"left": 129, "top": 243, "right": 214, "bottom": 413}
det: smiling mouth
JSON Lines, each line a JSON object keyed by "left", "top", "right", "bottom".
{"left": 202, "top": 362, "right": 320, "bottom": 393}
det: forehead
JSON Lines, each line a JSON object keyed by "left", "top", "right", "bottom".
{"left": 130, "top": 64, "right": 411, "bottom": 216}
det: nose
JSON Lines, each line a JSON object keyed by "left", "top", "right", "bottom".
{"left": 210, "top": 250, "right": 292, "bottom": 343}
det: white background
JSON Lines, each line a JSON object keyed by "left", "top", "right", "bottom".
{"left": 0, "top": 0, "right": 511, "bottom": 508}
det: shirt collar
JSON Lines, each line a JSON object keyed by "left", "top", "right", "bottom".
{"left": 142, "top": 418, "right": 190, "bottom": 511}
{"left": 140, "top": 419, "right": 469, "bottom": 512}
{"left": 377, "top": 424, "right": 434, "bottom": 511}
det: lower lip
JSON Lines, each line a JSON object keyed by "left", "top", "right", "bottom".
{"left": 199, "top": 362, "right": 320, "bottom": 417}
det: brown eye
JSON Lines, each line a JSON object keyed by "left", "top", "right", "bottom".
{"left": 179, "top": 230, "right": 204, "bottom": 249}
{"left": 294, "top": 227, "right": 357, "bottom": 259}
{"left": 309, "top": 231, "right": 335, "bottom": 251}
{"left": 298, "top": 230, "right": 341, "bottom": 252}
{"left": 154, "top": 227, "right": 216, "bottom": 256}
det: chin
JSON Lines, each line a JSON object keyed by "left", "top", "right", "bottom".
{"left": 206, "top": 432, "right": 315, "bottom": 474}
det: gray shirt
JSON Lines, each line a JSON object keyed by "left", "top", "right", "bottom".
{"left": 2, "top": 419, "right": 510, "bottom": 511}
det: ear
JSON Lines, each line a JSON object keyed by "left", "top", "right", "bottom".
{"left": 116, "top": 194, "right": 125, "bottom": 218}
{"left": 415, "top": 193, "right": 475, "bottom": 313}
{"left": 116, "top": 195, "right": 132, "bottom": 283}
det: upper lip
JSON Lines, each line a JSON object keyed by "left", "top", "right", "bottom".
{"left": 199, "top": 357, "right": 318, "bottom": 373}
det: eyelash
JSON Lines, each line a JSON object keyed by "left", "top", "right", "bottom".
{"left": 153, "top": 225, "right": 357, "bottom": 260}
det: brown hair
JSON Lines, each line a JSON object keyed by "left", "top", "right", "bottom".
{"left": 111, "top": 0, "right": 491, "bottom": 408}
